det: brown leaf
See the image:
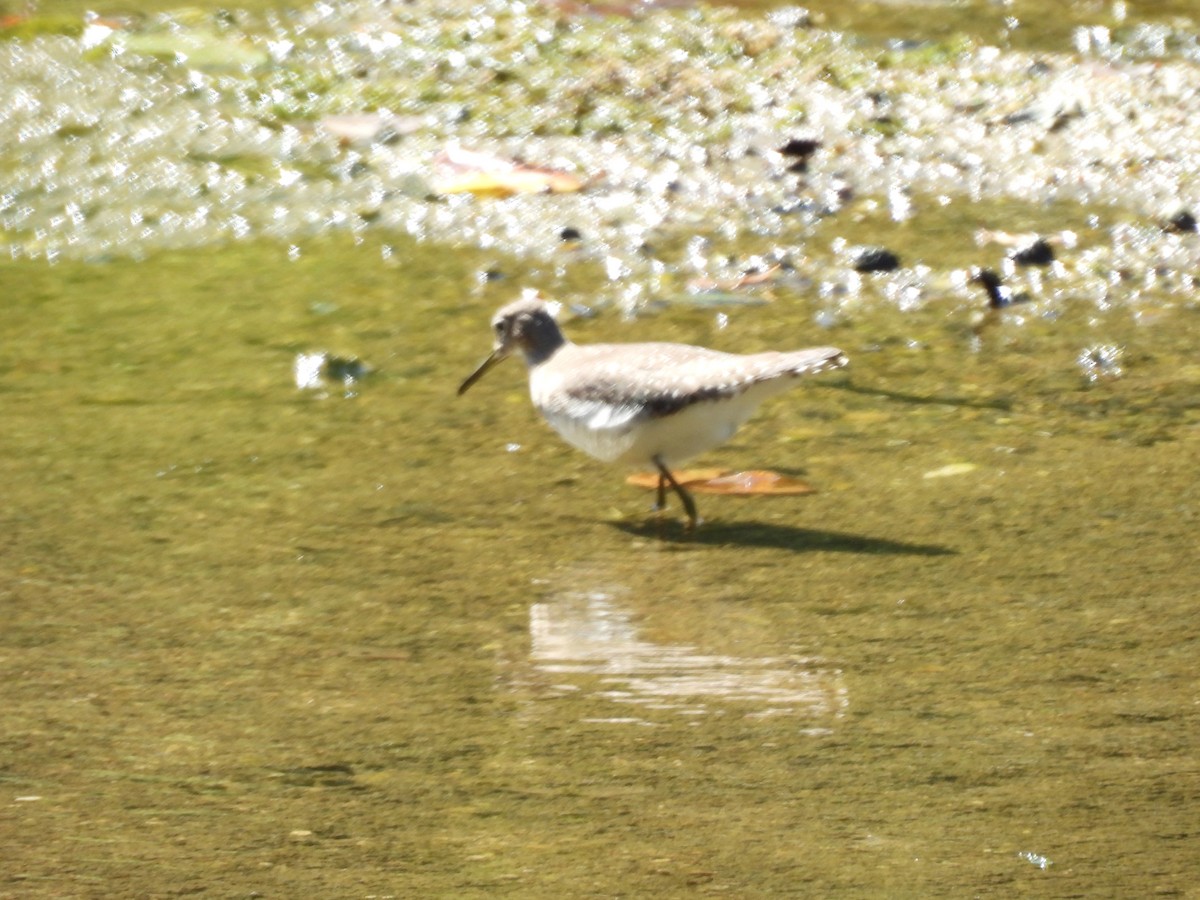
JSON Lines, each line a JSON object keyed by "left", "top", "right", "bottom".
{"left": 626, "top": 469, "right": 815, "bottom": 495}
{"left": 433, "top": 146, "right": 582, "bottom": 197}
{"left": 625, "top": 468, "right": 727, "bottom": 490}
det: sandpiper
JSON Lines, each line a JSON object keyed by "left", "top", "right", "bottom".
{"left": 458, "top": 293, "right": 847, "bottom": 529}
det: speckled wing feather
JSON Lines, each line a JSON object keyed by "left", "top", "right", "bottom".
{"left": 543, "top": 343, "right": 846, "bottom": 419}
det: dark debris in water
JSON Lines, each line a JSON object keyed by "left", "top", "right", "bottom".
{"left": 846, "top": 245, "right": 900, "bottom": 273}
{"left": 970, "top": 268, "right": 1012, "bottom": 309}
{"left": 1163, "top": 210, "right": 1197, "bottom": 233}
{"left": 778, "top": 137, "right": 822, "bottom": 173}
{"left": 1008, "top": 238, "right": 1055, "bottom": 267}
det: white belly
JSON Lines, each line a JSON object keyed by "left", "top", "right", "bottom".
{"left": 538, "top": 386, "right": 782, "bottom": 469}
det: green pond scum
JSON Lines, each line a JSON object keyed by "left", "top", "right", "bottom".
{"left": 3, "top": 0, "right": 1200, "bottom": 894}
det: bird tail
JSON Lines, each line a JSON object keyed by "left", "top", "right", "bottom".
{"left": 780, "top": 347, "right": 847, "bottom": 378}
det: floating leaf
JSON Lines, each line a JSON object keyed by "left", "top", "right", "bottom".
{"left": 626, "top": 469, "right": 815, "bottom": 495}
{"left": 694, "top": 470, "right": 816, "bottom": 495}
{"left": 687, "top": 264, "right": 780, "bottom": 292}
{"left": 434, "top": 170, "right": 578, "bottom": 196}
{"left": 433, "top": 146, "right": 582, "bottom": 197}
{"left": 676, "top": 264, "right": 782, "bottom": 306}
{"left": 922, "top": 462, "right": 977, "bottom": 479}
{"left": 626, "top": 468, "right": 727, "bottom": 490}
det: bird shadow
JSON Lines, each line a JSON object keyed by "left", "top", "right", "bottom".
{"left": 612, "top": 519, "right": 957, "bottom": 554}
{"left": 825, "top": 379, "right": 1012, "bottom": 411}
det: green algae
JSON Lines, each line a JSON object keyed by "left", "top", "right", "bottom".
{"left": 2, "top": 233, "right": 1199, "bottom": 895}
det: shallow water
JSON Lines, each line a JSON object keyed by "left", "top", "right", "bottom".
{"left": 4, "top": 0, "right": 1200, "bottom": 894}
{"left": 3, "top": 233, "right": 1198, "bottom": 896}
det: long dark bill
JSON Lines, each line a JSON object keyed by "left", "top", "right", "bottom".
{"left": 457, "top": 351, "right": 505, "bottom": 396}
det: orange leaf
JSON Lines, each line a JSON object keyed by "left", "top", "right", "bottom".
{"left": 434, "top": 169, "right": 580, "bottom": 197}
{"left": 625, "top": 468, "right": 728, "bottom": 490}
{"left": 626, "top": 469, "right": 815, "bottom": 495}
{"left": 693, "top": 470, "right": 815, "bottom": 495}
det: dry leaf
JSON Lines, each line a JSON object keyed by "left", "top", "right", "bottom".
{"left": 922, "top": 463, "right": 977, "bottom": 479}
{"left": 695, "top": 470, "right": 816, "bottom": 495}
{"left": 626, "top": 468, "right": 728, "bottom": 490}
{"left": 626, "top": 469, "right": 815, "bottom": 495}
{"left": 433, "top": 146, "right": 582, "bottom": 197}
{"left": 687, "top": 264, "right": 781, "bottom": 294}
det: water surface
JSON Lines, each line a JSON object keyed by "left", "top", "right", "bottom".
{"left": 3, "top": 0, "right": 1200, "bottom": 893}
{"left": 3, "top": 234, "right": 1198, "bottom": 895}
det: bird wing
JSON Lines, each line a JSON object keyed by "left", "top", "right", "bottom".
{"left": 532, "top": 343, "right": 845, "bottom": 463}
{"left": 556, "top": 343, "right": 845, "bottom": 416}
